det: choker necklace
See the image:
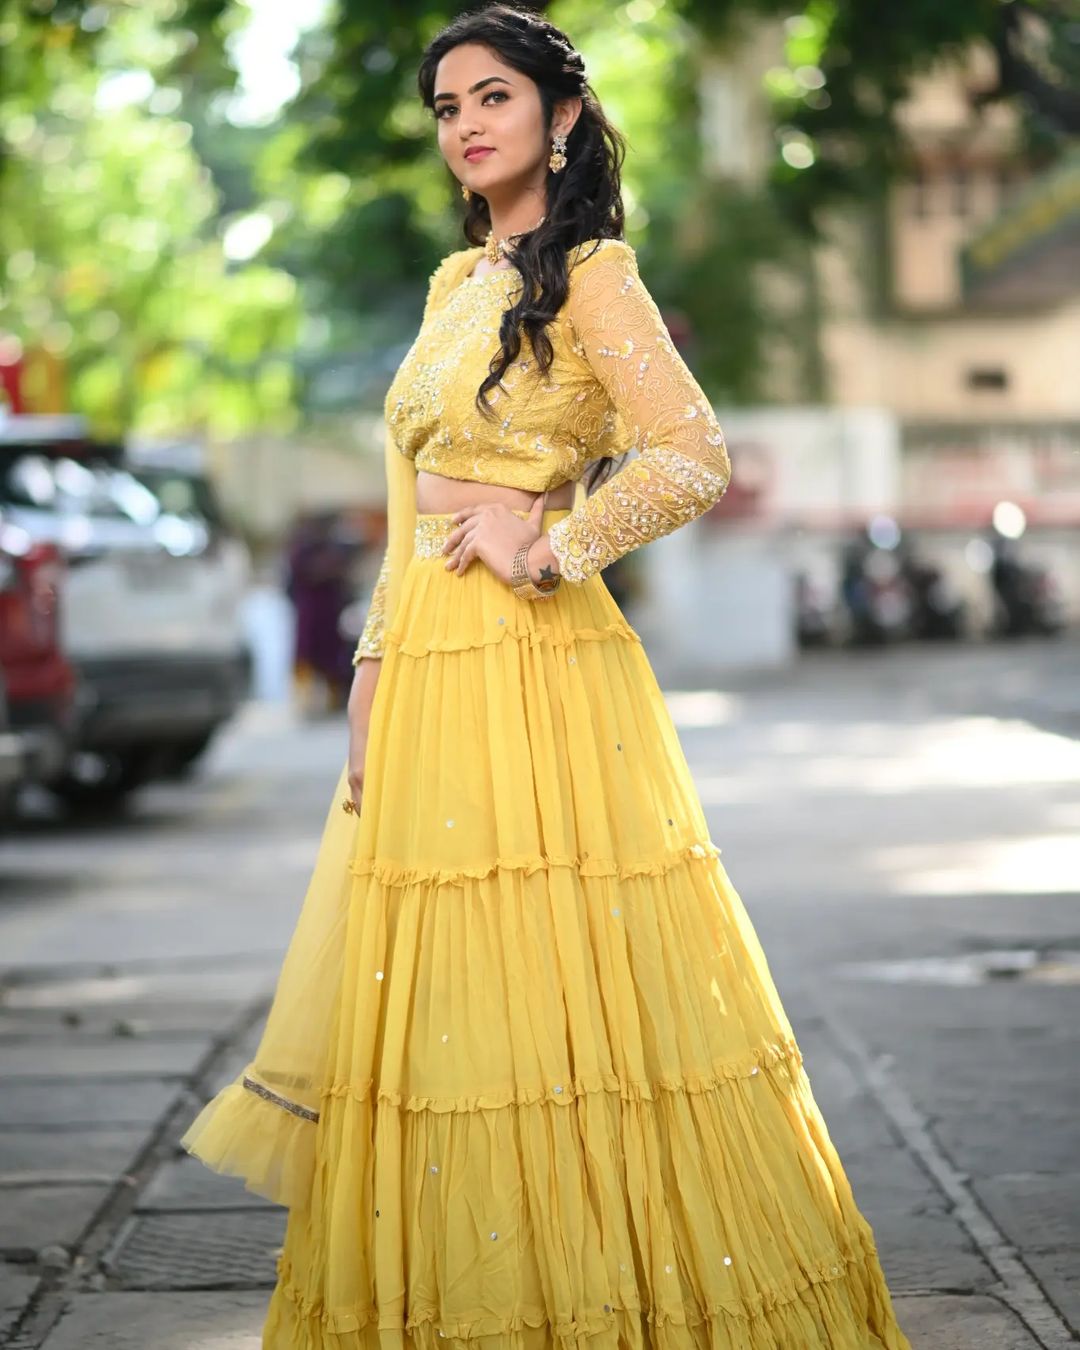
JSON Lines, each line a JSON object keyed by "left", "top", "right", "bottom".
{"left": 484, "top": 215, "right": 546, "bottom": 265}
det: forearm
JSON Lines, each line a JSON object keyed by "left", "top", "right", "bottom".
{"left": 525, "top": 533, "right": 561, "bottom": 586}
{"left": 546, "top": 448, "right": 730, "bottom": 584}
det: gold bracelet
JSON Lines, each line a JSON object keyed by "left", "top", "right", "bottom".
{"left": 511, "top": 540, "right": 561, "bottom": 600}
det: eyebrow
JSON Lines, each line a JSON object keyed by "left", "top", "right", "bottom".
{"left": 433, "top": 76, "right": 512, "bottom": 105}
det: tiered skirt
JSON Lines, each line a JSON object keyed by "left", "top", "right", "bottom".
{"left": 182, "top": 508, "right": 912, "bottom": 1350}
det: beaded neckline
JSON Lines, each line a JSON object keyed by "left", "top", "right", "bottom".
{"left": 460, "top": 249, "right": 519, "bottom": 284}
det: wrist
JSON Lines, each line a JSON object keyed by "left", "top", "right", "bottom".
{"left": 510, "top": 533, "right": 561, "bottom": 600}
{"left": 525, "top": 534, "right": 561, "bottom": 587}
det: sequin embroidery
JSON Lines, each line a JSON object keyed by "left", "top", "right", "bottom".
{"left": 351, "top": 237, "right": 730, "bottom": 661}
{"left": 241, "top": 1073, "right": 320, "bottom": 1123}
{"left": 351, "top": 551, "right": 390, "bottom": 666}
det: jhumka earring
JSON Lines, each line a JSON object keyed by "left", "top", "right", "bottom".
{"left": 461, "top": 184, "right": 472, "bottom": 201}
{"left": 549, "top": 133, "right": 568, "bottom": 173}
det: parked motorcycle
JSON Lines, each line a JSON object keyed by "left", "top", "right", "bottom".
{"left": 898, "top": 550, "right": 967, "bottom": 641}
{"left": 988, "top": 534, "right": 1065, "bottom": 637}
{"left": 839, "top": 534, "right": 913, "bottom": 647}
{"left": 793, "top": 570, "right": 834, "bottom": 648}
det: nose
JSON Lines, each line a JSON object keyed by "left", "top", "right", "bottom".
{"left": 459, "top": 111, "right": 486, "bottom": 141}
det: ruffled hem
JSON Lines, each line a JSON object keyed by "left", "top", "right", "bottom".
{"left": 263, "top": 1054, "right": 912, "bottom": 1350}
{"left": 348, "top": 841, "right": 721, "bottom": 889}
{"left": 385, "top": 617, "right": 641, "bottom": 658}
{"left": 267, "top": 1232, "right": 908, "bottom": 1347}
{"left": 179, "top": 1075, "right": 316, "bottom": 1210}
{"left": 221, "top": 527, "right": 912, "bottom": 1350}
{"left": 320, "top": 1038, "right": 801, "bottom": 1113}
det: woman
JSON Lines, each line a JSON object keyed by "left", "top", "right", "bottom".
{"left": 284, "top": 510, "right": 355, "bottom": 714}
{"left": 182, "top": 7, "right": 913, "bottom": 1347}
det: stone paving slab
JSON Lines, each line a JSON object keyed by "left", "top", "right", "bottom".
{"left": 0, "top": 1037, "right": 209, "bottom": 1080}
{"left": 892, "top": 1293, "right": 1044, "bottom": 1348}
{"left": 1017, "top": 1248, "right": 1080, "bottom": 1337}
{"left": 0, "top": 1184, "right": 111, "bottom": 1259}
{"left": 205, "top": 1047, "right": 252, "bottom": 1098}
{"left": 38, "top": 1289, "right": 268, "bottom": 1348}
{"left": 797, "top": 1026, "right": 995, "bottom": 1293}
{"left": 0, "top": 966, "right": 274, "bottom": 1012}
{"left": 854, "top": 1195, "right": 992, "bottom": 1293}
{"left": 105, "top": 1210, "right": 285, "bottom": 1290}
{"left": 0, "top": 1262, "right": 40, "bottom": 1339}
{"left": 901, "top": 1051, "right": 1077, "bottom": 1181}
{"left": 0, "top": 1080, "right": 181, "bottom": 1130}
{"left": 0, "top": 1127, "right": 145, "bottom": 1185}
{"left": 138, "top": 1153, "right": 277, "bottom": 1212}
{"left": 973, "top": 1172, "right": 1080, "bottom": 1252}
{"left": 0, "top": 1002, "right": 245, "bottom": 1039}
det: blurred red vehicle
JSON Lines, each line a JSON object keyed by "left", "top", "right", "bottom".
{"left": 0, "top": 524, "right": 77, "bottom": 815}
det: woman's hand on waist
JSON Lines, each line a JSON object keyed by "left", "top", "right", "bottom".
{"left": 442, "top": 495, "right": 551, "bottom": 584}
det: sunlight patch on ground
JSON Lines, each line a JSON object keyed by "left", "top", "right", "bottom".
{"left": 663, "top": 690, "right": 743, "bottom": 727}
{"left": 869, "top": 833, "right": 1080, "bottom": 897}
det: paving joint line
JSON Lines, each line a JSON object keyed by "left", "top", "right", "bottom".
{"left": 0, "top": 948, "right": 281, "bottom": 990}
{"left": 814, "top": 999, "right": 1076, "bottom": 1350}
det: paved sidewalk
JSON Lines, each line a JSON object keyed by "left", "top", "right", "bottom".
{"left": 1, "top": 636, "right": 1077, "bottom": 1349}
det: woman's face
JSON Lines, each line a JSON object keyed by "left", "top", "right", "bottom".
{"left": 433, "top": 43, "right": 554, "bottom": 196}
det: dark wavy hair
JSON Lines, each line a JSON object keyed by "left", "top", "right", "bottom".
{"left": 417, "top": 4, "right": 628, "bottom": 493}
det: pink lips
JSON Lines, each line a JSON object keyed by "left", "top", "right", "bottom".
{"left": 465, "top": 147, "right": 494, "bottom": 161}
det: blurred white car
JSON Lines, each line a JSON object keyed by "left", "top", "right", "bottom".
{"left": 0, "top": 413, "right": 252, "bottom": 806}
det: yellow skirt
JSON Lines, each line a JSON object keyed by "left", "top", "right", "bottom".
{"left": 182, "top": 508, "right": 912, "bottom": 1350}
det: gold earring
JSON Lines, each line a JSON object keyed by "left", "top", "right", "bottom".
{"left": 461, "top": 184, "right": 472, "bottom": 201}
{"left": 549, "top": 133, "right": 568, "bottom": 173}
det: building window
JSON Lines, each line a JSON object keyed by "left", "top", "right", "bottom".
{"left": 966, "top": 367, "right": 1008, "bottom": 391}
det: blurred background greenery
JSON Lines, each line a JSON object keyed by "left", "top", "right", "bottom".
{"left": 2, "top": 0, "right": 1077, "bottom": 442}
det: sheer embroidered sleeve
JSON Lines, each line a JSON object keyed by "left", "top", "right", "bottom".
{"left": 547, "top": 241, "right": 731, "bottom": 584}
{"left": 351, "top": 253, "right": 464, "bottom": 665}
{"left": 350, "top": 550, "right": 390, "bottom": 665}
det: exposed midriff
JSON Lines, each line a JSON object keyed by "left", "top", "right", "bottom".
{"left": 415, "top": 470, "right": 574, "bottom": 515}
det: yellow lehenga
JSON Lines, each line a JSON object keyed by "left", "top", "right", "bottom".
{"left": 182, "top": 238, "right": 912, "bottom": 1349}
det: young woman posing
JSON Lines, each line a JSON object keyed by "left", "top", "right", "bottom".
{"left": 184, "top": 7, "right": 913, "bottom": 1348}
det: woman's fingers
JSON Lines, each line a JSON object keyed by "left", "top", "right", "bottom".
{"left": 446, "top": 526, "right": 478, "bottom": 572}
{"left": 442, "top": 512, "right": 480, "bottom": 561}
{"left": 441, "top": 523, "right": 466, "bottom": 554}
{"left": 455, "top": 532, "right": 477, "bottom": 573}
{"left": 442, "top": 504, "right": 520, "bottom": 576}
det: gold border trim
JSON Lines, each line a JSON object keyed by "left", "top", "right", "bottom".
{"left": 242, "top": 1074, "right": 320, "bottom": 1123}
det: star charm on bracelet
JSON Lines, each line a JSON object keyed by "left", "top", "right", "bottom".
{"left": 511, "top": 541, "right": 561, "bottom": 600}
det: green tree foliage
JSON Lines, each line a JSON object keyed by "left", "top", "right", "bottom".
{"left": 0, "top": 0, "right": 299, "bottom": 437}
{"left": 6, "top": 1, "right": 1074, "bottom": 431}
{"left": 679, "top": 0, "right": 1080, "bottom": 234}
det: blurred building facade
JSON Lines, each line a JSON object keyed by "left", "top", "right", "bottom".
{"left": 643, "top": 26, "right": 1079, "bottom": 674}
{"left": 699, "top": 31, "right": 1080, "bottom": 532}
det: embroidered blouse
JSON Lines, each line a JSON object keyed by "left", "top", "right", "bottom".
{"left": 352, "top": 237, "right": 730, "bottom": 662}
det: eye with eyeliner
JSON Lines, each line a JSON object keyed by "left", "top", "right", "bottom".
{"left": 435, "top": 89, "right": 509, "bottom": 120}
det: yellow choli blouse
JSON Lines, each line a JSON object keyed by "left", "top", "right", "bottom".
{"left": 353, "top": 236, "right": 731, "bottom": 662}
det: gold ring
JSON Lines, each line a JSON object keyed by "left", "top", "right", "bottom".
{"left": 342, "top": 798, "right": 357, "bottom": 814}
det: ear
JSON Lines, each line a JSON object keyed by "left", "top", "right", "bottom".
{"left": 554, "top": 95, "right": 582, "bottom": 138}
